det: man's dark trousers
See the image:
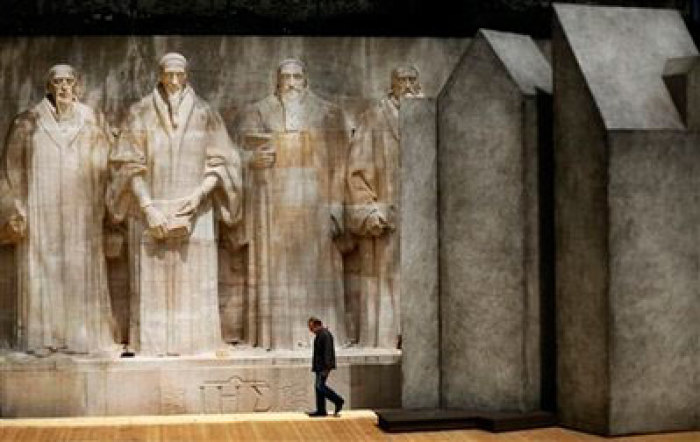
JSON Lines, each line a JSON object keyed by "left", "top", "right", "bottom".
{"left": 312, "top": 327, "right": 343, "bottom": 414}
{"left": 314, "top": 370, "right": 343, "bottom": 414}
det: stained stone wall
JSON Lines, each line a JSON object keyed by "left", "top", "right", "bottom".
{"left": 0, "top": 36, "right": 468, "bottom": 134}
{"left": 554, "top": 4, "right": 700, "bottom": 435}
{"left": 437, "top": 29, "right": 552, "bottom": 412}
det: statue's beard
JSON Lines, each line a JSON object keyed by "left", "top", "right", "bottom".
{"left": 390, "top": 85, "right": 423, "bottom": 108}
{"left": 56, "top": 91, "right": 74, "bottom": 102}
{"left": 166, "top": 88, "right": 183, "bottom": 104}
{"left": 279, "top": 85, "right": 306, "bottom": 102}
{"left": 398, "top": 85, "right": 423, "bottom": 99}
{"left": 51, "top": 92, "right": 75, "bottom": 117}
{"left": 162, "top": 82, "right": 184, "bottom": 103}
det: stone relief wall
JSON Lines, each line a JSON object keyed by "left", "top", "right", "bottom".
{"left": 0, "top": 36, "right": 468, "bottom": 356}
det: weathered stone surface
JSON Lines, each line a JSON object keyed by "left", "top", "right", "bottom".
{"left": 0, "top": 36, "right": 467, "bottom": 137}
{"left": 553, "top": 12, "right": 610, "bottom": 434}
{"left": 554, "top": 4, "right": 695, "bottom": 130}
{"left": 400, "top": 98, "right": 439, "bottom": 409}
{"left": 438, "top": 29, "right": 551, "bottom": 413}
{"left": 608, "top": 131, "right": 700, "bottom": 435}
{"left": 554, "top": 3, "right": 700, "bottom": 435}
{"left": 0, "top": 350, "right": 400, "bottom": 417}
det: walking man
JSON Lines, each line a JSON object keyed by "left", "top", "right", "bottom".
{"left": 308, "top": 317, "right": 345, "bottom": 417}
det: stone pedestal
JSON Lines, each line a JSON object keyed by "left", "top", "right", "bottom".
{"left": 0, "top": 349, "right": 400, "bottom": 417}
{"left": 553, "top": 4, "right": 700, "bottom": 435}
{"left": 437, "top": 29, "right": 552, "bottom": 412}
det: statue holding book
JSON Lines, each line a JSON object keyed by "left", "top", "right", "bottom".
{"left": 107, "top": 53, "right": 243, "bottom": 356}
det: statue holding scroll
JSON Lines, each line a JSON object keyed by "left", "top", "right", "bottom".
{"left": 107, "top": 53, "right": 242, "bottom": 356}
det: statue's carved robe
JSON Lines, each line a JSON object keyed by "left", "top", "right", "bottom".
{"left": 107, "top": 86, "right": 241, "bottom": 356}
{"left": 347, "top": 96, "right": 400, "bottom": 348}
{"left": 0, "top": 98, "right": 116, "bottom": 353}
{"left": 238, "top": 91, "right": 348, "bottom": 349}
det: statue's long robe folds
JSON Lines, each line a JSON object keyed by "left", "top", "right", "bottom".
{"left": 107, "top": 86, "right": 241, "bottom": 356}
{"left": 238, "top": 91, "right": 348, "bottom": 350}
{"left": 347, "top": 97, "right": 400, "bottom": 348}
{"left": 0, "top": 98, "right": 116, "bottom": 354}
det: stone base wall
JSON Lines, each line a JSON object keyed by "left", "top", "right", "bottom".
{"left": 0, "top": 349, "right": 400, "bottom": 417}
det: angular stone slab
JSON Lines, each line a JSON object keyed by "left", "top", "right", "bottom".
{"left": 400, "top": 98, "right": 439, "bottom": 409}
{"left": 553, "top": 3, "right": 700, "bottom": 435}
{"left": 438, "top": 29, "right": 552, "bottom": 412}
{"left": 663, "top": 55, "right": 700, "bottom": 129}
{"left": 554, "top": 3, "right": 696, "bottom": 130}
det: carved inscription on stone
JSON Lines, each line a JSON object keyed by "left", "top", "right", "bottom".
{"left": 277, "top": 381, "right": 310, "bottom": 411}
{"left": 200, "top": 376, "right": 272, "bottom": 413}
{"left": 160, "top": 386, "right": 187, "bottom": 414}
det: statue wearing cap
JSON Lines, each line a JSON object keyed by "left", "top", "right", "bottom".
{"left": 236, "top": 58, "right": 349, "bottom": 350}
{"left": 107, "top": 53, "right": 242, "bottom": 356}
{"left": 0, "top": 64, "right": 118, "bottom": 355}
{"left": 345, "top": 65, "right": 423, "bottom": 348}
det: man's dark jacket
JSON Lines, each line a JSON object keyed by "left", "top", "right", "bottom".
{"left": 312, "top": 327, "right": 337, "bottom": 372}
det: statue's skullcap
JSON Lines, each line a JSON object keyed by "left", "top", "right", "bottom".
{"left": 277, "top": 58, "right": 306, "bottom": 72}
{"left": 159, "top": 52, "right": 187, "bottom": 71}
{"left": 47, "top": 64, "right": 76, "bottom": 80}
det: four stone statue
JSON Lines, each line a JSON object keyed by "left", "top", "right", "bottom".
{"left": 0, "top": 54, "right": 419, "bottom": 356}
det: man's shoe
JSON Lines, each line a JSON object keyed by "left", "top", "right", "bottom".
{"left": 307, "top": 411, "right": 328, "bottom": 417}
{"left": 334, "top": 399, "right": 344, "bottom": 417}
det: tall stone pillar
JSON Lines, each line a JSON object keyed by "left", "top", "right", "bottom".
{"left": 400, "top": 98, "right": 440, "bottom": 409}
{"left": 437, "top": 29, "right": 553, "bottom": 412}
{"left": 553, "top": 4, "right": 700, "bottom": 435}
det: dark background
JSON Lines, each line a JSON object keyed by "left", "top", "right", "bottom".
{"left": 1, "top": 1, "right": 695, "bottom": 38}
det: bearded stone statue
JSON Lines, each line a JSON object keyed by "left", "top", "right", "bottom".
{"left": 237, "top": 58, "right": 349, "bottom": 350}
{"left": 346, "top": 65, "right": 423, "bottom": 348}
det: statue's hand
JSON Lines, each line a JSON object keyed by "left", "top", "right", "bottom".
{"left": 176, "top": 190, "right": 203, "bottom": 217}
{"left": 250, "top": 147, "right": 276, "bottom": 169}
{"left": 144, "top": 205, "right": 168, "bottom": 239}
{"left": 6, "top": 212, "right": 26, "bottom": 240}
{"left": 366, "top": 212, "right": 388, "bottom": 237}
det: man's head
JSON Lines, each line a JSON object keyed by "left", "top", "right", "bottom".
{"left": 46, "top": 64, "right": 78, "bottom": 107}
{"left": 158, "top": 52, "right": 188, "bottom": 96}
{"left": 308, "top": 316, "right": 323, "bottom": 333}
{"left": 276, "top": 58, "right": 307, "bottom": 100}
{"left": 390, "top": 65, "right": 422, "bottom": 101}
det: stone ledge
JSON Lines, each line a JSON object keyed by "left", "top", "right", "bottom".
{"left": 0, "top": 350, "right": 401, "bottom": 417}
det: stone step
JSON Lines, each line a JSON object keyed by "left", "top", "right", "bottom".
{"left": 375, "top": 409, "right": 556, "bottom": 433}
